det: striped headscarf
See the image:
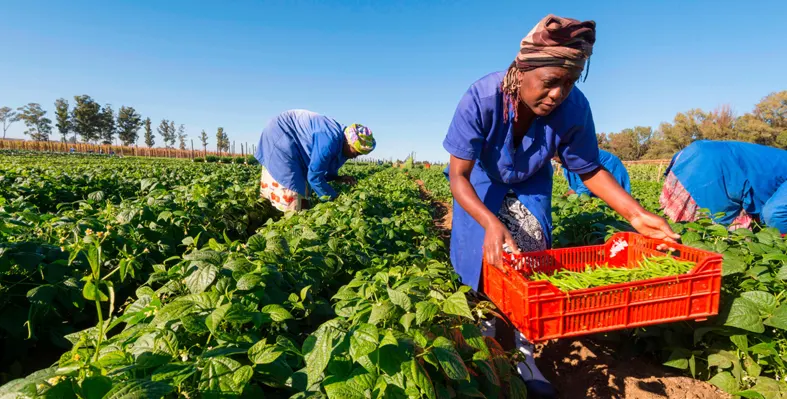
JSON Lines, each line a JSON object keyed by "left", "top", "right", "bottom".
{"left": 344, "top": 123, "right": 376, "bottom": 155}
{"left": 502, "top": 14, "right": 596, "bottom": 122}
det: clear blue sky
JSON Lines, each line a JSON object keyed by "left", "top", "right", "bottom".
{"left": 1, "top": 0, "right": 785, "bottom": 162}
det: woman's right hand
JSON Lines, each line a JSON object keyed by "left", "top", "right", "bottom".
{"left": 484, "top": 221, "right": 520, "bottom": 272}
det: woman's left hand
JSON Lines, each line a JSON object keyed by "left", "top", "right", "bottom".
{"left": 630, "top": 211, "right": 680, "bottom": 243}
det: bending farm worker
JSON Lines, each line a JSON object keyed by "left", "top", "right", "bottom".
{"left": 555, "top": 149, "right": 631, "bottom": 197}
{"left": 253, "top": 109, "right": 376, "bottom": 212}
{"left": 442, "top": 15, "right": 678, "bottom": 398}
{"left": 661, "top": 140, "right": 787, "bottom": 234}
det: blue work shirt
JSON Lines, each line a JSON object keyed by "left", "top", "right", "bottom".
{"left": 254, "top": 109, "right": 348, "bottom": 199}
{"left": 563, "top": 149, "right": 631, "bottom": 196}
{"left": 666, "top": 140, "right": 787, "bottom": 233}
{"left": 442, "top": 71, "right": 601, "bottom": 290}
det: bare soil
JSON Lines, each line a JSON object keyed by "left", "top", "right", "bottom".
{"left": 535, "top": 338, "right": 730, "bottom": 399}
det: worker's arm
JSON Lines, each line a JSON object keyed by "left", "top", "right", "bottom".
{"left": 581, "top": 168, "right": 679, "bottom": 242}
{"left": 449, "top": 156, "right": 520, "bottom": 268}
{"left": 306, "top": 134, "right": 340, "bottom": 200}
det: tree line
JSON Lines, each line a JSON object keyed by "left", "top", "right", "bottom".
{"left": 0, "top": 96, "right": 232, "bottom": 154}
{"left": 597, "top": 91, "right": 787, "bottom": 160}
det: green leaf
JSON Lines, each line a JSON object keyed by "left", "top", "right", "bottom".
{"left": 740, "top": 291, "right": 777, "bottom": 316}
{"left": 415, "top": 301, "right": 439, "bottom": 325}
{"left": 184, "top": 263, "right": 218, "bottom": 294}
{"left": 663, "top": 348, "right": 690, "bottom": 370}
{"left": 399, "top": 313, "right": 415, "bottom": 332}
{"left": 247, "top": 234, "right": 267, "bottom": 252}
{"left": 380, "top": 331, "right": 398, "bottom": 347}
{"left": 508, "top": 376, "right": 529, "bottom": 399}
{"left": 723, "top": 298, "right": 765, "bottom": 333}
{"left": 411, "top": 360, "right": 437, "bottom": 399}
{"left": 27, "top": 284, "right": 57, "bottom": 306}
{"left": 234, "top": 272, "right": 263, "bottom": 290}
{"left": 730, "top": 335, "right": 748, "bottom": 351}
{"left": 387, "top": 288, "right": 412, "bottom": 311}
{"left": 746, "top": 377, "right": 783, "bottom": 399}
{"left": 81, "top": 376, "right": 112, "bottom": 399}
{"left": 708, "top": 371, "right": 738, "bottom": 394}
{"left": 707, "top": 224, "right": 729, "bottom": 237}
{"left": 776, "top": 264, "right": 787, "bottom": 281}
{"left": 248, "top": 339, "right": 284, "bottom": 365}
{"left": 324, "top": 379, "right": 366, "bottom": 399}
{"left": 764, "top": 304, "right": 787, "bottom": 330}
{"left": 306, "top": 329, "right": 334, "bottom": 386}
{"left": 460, "top": 324, "right": 489, "bottom": 359}
{"left": 368, "top": 300, "right": 396, "bottom": 325}
{"left": 199, "top": 357, "right": 244, "bottom": 396}
{"left": 762, "top": 253, "right": 787, "bottom": 262}
{"left": 744, "top": 357, "right": 762, "bottom": 378}
{"left": 88, "top": 190, "right": 105, "bottom": 202}
{"left": 349, "top": 324, "right": 379, "bottom": 361}
{"left": 157, "top": 210, "right": 172, "bottom": 222}
{"left": 708, "top": 351, "right": 735, "bottom": 369}
{"left": 206, "top": 304, "right": 231, "bottom": 334}
{"left": 151, "top": 363, "right": 196, "bottom": 385}
{"left": 82, "top": 280, "right": 109, "bottom": 302}
{"left": 431, "top": 337, "right": 469, "bottom": 381}
{"left": 261, "top": 304, "right": 293, "bottom": 322}
{"left": 441, "top": 292, "right": 473, "bottom": 319}
{"left": 722, "top": 255, "right": 747, "bottom": 276}
{"left": 102, "top": 379, "right": 173, "bottom": 399}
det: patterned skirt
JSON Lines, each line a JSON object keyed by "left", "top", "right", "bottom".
{"left": 660, "top": 171, "right": 753, "bottom": 230}
{"left": 259, "top": 167, "right": 310, "bottom": 212}
{"left": 497, "top": 193, "right": 548, "bottom": 253}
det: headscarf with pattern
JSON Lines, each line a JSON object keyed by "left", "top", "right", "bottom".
{"left": 344, "top": 124, "right": 376, "bottom": 155}
{"left": 502, "top": 14, "right": 596, "bottom": 122}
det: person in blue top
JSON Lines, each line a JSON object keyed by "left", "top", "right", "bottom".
{"left": 442, "top": 15, "right": 678, "bottom": 398}
{"left": 555, "top": 149, "right": 631, "bottom": 197}
{"left": 254, "top": 109, "right": 376, "bottom": 212}
{"left": 660, "top": 140, "right": 787, "bottom": 234}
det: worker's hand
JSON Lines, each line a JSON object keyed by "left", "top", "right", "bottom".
{"left": 630, "top": 211, "right": 680, "bottom": 244}
{"left": 484, "top": 221, "right": 519, "bottom": 272}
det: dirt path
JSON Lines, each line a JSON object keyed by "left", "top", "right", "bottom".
{"left": 413, "top": 178, "right": 728, "bottom": 398}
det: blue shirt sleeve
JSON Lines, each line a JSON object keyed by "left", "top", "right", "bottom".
{"left": 556, "top": 100, "right": 600, "bottom": 175}
{"left": 307, "top": 133, "right": 341, "bottom": 200}
{"left": 443, "top": 86, "right": 485, "bottom": 161}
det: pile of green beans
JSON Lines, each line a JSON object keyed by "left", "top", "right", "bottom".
{"left": 529, "top": 256, "right": 695, "bottom": 292}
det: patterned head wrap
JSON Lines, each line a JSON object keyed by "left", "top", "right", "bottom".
{"left": 344, "top": 124, "right": 376, "bottom": 155}
{"left": 502, "top": 14, "right": 596, "bottom": 122}
{"left": 515, "top": 14, "right": 595, "bottom": 72}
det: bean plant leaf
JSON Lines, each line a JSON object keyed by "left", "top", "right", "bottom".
{"left": 722, "top": 255, "right": 747, "bottom": 276}
{"left": 206, "top": 304, "right": 231, "bottom": 334}
{"left": 416, "top": 302, "right": 439, "bottom": 325}
{"left": 81, "top": 376, "right": 112, "bottom": 399}
{"left": 411, "top": 360, "right": 437, "bottom": 399}
{"left": 102, "top": 379, "right": 173, "bottom": 399}
{"left": 709, "top": 371, "right": 738, "bottom": 394}
{"left": 431, "top": 337, "right": 469, "bottom": 381}
{"left": 763, "top": 304, "right": 787, "bottom": 330}
{"left": 722, "top": 298, "right": 765, "bottom": 333}
{"left": 199, "top": 356, "right": 243, "bottom": 396}
{"left": 249, "top": 339, "right": 284, "bottom": 365}
{"left": 740, "top": 291, "right": 777, "bottom": 316}
{"left": 387, "top": 288, "right": 412, "bottom": 311}
{"left": 349, "top": 324, "right": 378, "bottom": 361}
{"left": 261, "top": 304, "right": 293, "bottom": 322}
{"left": 368, "top": 300, "right": 396, "bottom": 325}
{"left": 306, "top": 330, "right": 334, "bottom": 386}
{"left": 441, "top": 292, "right": 473, "bottom": 319}
{"left": 184, "top": 263, "right": 218, "bottom": 294}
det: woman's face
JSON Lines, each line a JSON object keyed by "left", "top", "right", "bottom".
{"left": 342, "top": 140, "right": 361, "bottom": 159}
{"left": 517, "top": 66, "right": 581, "bottom": 117}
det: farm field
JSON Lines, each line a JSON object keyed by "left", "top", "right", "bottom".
{"left": 1, "top": 153, "right": 787, "bottom": 398}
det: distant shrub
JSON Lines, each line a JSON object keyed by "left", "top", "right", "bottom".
{"left": 233, "top": 156, "right": 245, "bottom": 164}
{"left": 193, "top": 157, "right": 204, "bottom": 163}
{"left": 246, "top": 155, "right": 259, "bottom": 165}
{"left": 221, "top": 156, "right": 233, "bottom": 164}
{"left": 205, "top": 155, "right": 219, "bottom": 163}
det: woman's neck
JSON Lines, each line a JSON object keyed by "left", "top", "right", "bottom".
{"left": 512, "top": 101, "right": 536, "bottom": 148}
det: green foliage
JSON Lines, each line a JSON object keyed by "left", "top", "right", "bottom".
{"left": 16, "top": 103, "right": 52, "bottom": 142}
{"left": 143, "top": 117, "right": 154, "bottom": 148}
{"left": 71, "top": 95, "right": 102, "bottom": 143}
{"left": 54, "top": 98, "right": 71, "bottom": 142}
{"left": 205, "top": 155, "right": 219, "bottom": 163}
{"left": 117, "top": 106, "right": 142, "bottom": 146}
{"left": 99, "top": 104, "right": 116, "bottom": 145}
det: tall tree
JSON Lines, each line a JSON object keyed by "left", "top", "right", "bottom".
{"left": 199, "top": 129, "right": 209, "bottom": 153}
{"left": 157, "top": 119, "right": 171, "bottom": 148}
{"left": 71, "top": 95, "right": 102, "bottom": 143}
{"left": 754, "top": 91, "right": 787, "bottom": 130}
{"left": 99, "top": 104, "right": 116, "bottom": 145}
{"left": 16, "top": 103, "right": 52, "bottom": 142}
{"left": 169, "top": 120, "right": 176, "bottom": 148}
{"left": 216, "top": 127, "right": 230, "bottom": 153}
{"left": 144, "top": 118, "right": 155, "bottom": 148}
{"left": 117, "top": 106, "right": 142, "bottom": 146}
{"left": 177, "top": 124, "right": 187, "bottom": 150}
{"left": 54, "top": 99, "right": 71, "bottom": 142}
{"left": 0, "top": 106, "right": 19, "bottom": 139}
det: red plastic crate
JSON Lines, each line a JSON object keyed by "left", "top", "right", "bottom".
{"left": 481, "top": 232, "right": 722, "bottom": 342}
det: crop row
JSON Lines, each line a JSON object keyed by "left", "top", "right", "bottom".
{"left": 1, "top": 166, "right": 525, "bottom": 398}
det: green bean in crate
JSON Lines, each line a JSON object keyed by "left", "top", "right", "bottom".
{"left": 529, "top": 255, "right": 696, "bottom": 292}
